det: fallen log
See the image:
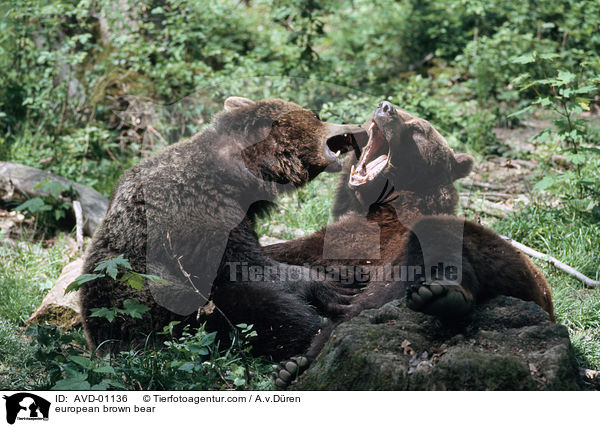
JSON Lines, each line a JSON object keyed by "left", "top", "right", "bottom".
{"left": 27, "top": 259, "right": 84, "bottom": 329}
{"left": 0, "top": 162, "right": 108, "bottom": 236}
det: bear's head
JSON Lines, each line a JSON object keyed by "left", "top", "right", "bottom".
{"left": 217, "top": 97, "right": 366, "bottom": 187}
{"left": 346, "top": 101, "right": 473, "bottom": 211}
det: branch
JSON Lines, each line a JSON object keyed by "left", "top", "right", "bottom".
{"left": 165, "top": 232, "right": 251, "bottom": 386}
{"left": 460, "top": 197, "right": 513, "bottom": 218}
{"left": 500, "top": 235, "right": 600, "bottom": 288}
{"left": 73, "top": 200, "right": 84, "bottom": 250}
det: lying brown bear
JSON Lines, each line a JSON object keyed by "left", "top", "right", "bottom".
{"left": 79, "top": 97, "right": 367, "bottom": 360}
{"left": 264, "top": 101, "right": 554, "bottom": 387}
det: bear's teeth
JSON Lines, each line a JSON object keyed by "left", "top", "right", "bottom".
{"left": 350, "top": 164, "right": 355, "bottom": 175}
{"left": 335, "top": 150, "right": 341, "bottom": 157}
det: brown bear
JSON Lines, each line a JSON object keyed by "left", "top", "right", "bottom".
{"left": 264, "top": 101, "right": 554, "bottom": 387}
{"left": 79, "top": 96, "right": 367, "bottom": 360}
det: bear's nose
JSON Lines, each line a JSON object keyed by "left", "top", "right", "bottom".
{"left": 377, "top": 100, "right": 395, "bottom": 117}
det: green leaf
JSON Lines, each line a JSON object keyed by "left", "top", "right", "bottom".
{"left": 573, "top": 85, "right": 597, "bottom": 95}
{"left": 200, "top": 331, "right": 217, "bottom": 346}
{"left": 538, "top": 53, "right": 559, "bottom": 60}
{"left": 139, "top": 274, "right": 168, "bottom": 285}
{"left": 38, "top": 180, "right": 66, "bottom": 198}
{"left": 535, "top": 97, "right": 553, "bottom": 107}
{"left": 565, "top": 152, "right": 587, "bottom": 165}
{"left": 178, "top": 362, "right": 195, "bottom": 372}
{"left": 576, "top": 98, "right": 590, "bottom": 111}
{"left": 93, "top": 365, "right": 116, "bottom": 375}
{"left": 65, "top": 273, "right": 104, "bottom": 294}
{"left": 122, "top": 299, "right": 150, "bottom": 319}
{"left": 585, "top": 200, "right": 597, "bottom": 212}
{"left": 15, "top": 197, "right": 49, "bottom": 214}
{"left": 52, "top": 371, "right": 91, "bottom": 391}
{"left": 511, "top": 53, "right": 536, "bottom": 64}
{"left": 90, "top": 307, "right": 119, "bottom": 323}
{"left": 507, "top": 105, "right": 533, "bottom": 118}
{"left": 556, "top": 70, "right": 576, "bottom": 85}
{"left": 121, "top": 272, "right": 144, "bottom": 291}
{"left": 68, "top": 355, "right": 93, "bottom": 369}
{"left": 534, "top": 175, "right": 559, "bottom": 191}
{"left": 94, "top": 254, "right": 132, "bottom": 280}
{"left": 90, "top": 381, "right": 110, "bottom": 391}
{"left": 188, "top": 344, "right": 209, "bottom": 355}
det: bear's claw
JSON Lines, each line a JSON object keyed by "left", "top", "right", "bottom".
{"left": 273, "top": 356, "right": 311, "bottom": 390}
{"left": 406, "top": 280, "right": 473, "bottom": 318}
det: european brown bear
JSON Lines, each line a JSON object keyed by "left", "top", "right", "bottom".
{"left": 79, "top": 97, "right": 367, "bottom": 360}
{"left": 265, "top": 101, "right": 554, "bottom": 387}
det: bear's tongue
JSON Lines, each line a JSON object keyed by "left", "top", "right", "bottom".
{"left": 349, "top": 122, "right": 389, "bottom": 186}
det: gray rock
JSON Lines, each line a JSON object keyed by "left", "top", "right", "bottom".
{"left": 292, "top": 296, "right": 581, "bottom": 390}
{"left": 0, "top": 162, "right": 108, "bottom": 236}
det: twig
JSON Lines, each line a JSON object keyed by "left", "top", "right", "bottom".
{"left": 459, "top": 191, "right": 514, "bottom": 200}
{"left": 464, "top": 181, "right": 504, "bottom": 191}
{"left": 460, "top": 197, "right": 513, "bottom": 218}
{"left": 500, "top": 235, "right": 600, "bottom": 288}
{"left": 165, "top": 231, "right": 252, "bottom": 387}
{"left": 72, "top": 200, "right": 84, "bottom": 250}
{"left": 146, "top": 124, "right": 168, "bottom": 147}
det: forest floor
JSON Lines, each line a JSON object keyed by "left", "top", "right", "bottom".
{"left": 1, "top": 119, "right": 599, "bottom": 390}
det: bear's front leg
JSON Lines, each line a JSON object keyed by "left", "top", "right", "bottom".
{"left": 262, "top": 231, "right": 327, "bottom": 266}
{"left": 272, "top": 262, "right": 363, "bottom": 318}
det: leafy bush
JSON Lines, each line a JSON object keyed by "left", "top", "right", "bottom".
{"left": 510, "top": 53, "right": 600, "bottom": 216}
{"left": 15, "top": 180, "right": 77, "bottom": 235}
{"left": 26, "top": 321, "right": 272, "bottom": 390}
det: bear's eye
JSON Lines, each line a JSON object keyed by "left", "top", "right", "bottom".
{"left": 313, "top": 114, "right": 321, "bottom": 121}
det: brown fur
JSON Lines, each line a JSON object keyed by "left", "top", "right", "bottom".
{"left": 79, "top": 97, "right": 366, "bottom": 360}
{"left": 264, "top": 102, "right": 554, "bottom": 360}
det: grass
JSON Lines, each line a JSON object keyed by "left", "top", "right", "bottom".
{"left": 493, "top": 204, "right": 600, "bottom": 370}
{"left": 0, "top": 230, "right": 71, "bottom": 323}
{"left": 1, "top": 139, "right": 599, "bottom": 390}
{"left": 256, "top": 171, "right": 339, "bottom": 239}
{"left": 0, "top": 228, "right": 275, "bottom": 390}
{"left": 0, "top": 230, "right": 73, "bottom": 389}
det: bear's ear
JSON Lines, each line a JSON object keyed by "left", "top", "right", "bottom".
{"left": 453, "top": 153, "right": 474, "bottom": 179}
{"left": 224, "top": 96, "right": 255, "bottom": 112}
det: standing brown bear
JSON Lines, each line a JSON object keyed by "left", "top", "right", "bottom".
{"left": 265, "top": 101, "right": 554, "bottom": 387}
{"left": 79, "top": 97, "right": 367, "bottom": 360}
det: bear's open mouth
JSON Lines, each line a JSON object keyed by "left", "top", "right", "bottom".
{"left": 349, "top": 121, "right": 390, "bottom": 187}
{"left": 324, "top": 133, "right": 362, "bottom": 165}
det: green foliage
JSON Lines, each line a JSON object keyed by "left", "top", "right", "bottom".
{"left": 1, "top": 247, "right": 272, "bottom": 390}
{"left": 3, "top": 0, "right": 600, "bottom": 389}
{"left": 2, "top": 0, "right": 600, "bottom": 187}
{"left": 510, "top": 53, "right": 600, "bottom": 214}
{"left": 26, "top": 323, "right": 124, "bottom": 390}
{"left": 23, "top": 322, "right": 272, "bottom": 391}
{"left": 271, "top": 0, "right": 328, "bottom": 73}
{"left": 66, "top": 254, "right": 166, "bottom": 293}
{"left": 15, "top": 180, "right": 77, "bottom": 233}
{"left": 0, "top": 231, "right": 70, "bottom": 324}
{"left": 89, "top": 298, "right": 150, "bottom": 323}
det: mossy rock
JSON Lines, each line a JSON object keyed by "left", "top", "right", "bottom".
{"left": 292, "top": 296, "right": 581, "bottom": 390}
